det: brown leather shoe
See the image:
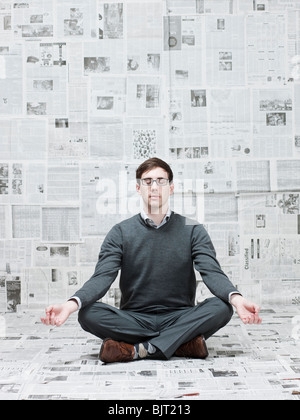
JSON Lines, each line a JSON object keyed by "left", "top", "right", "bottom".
{"left": 175, "top": 335, "right": 208, "bottom": 359}
{"left": 99, "top": 338, "right": 135, "bottom": 363}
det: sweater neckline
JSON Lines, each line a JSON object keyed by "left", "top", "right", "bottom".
{"left": 138, "top": 211, "right": 175, "bottom": 230}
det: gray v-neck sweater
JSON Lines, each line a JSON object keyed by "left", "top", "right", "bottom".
{"left": 74, "top": 212, "right": 239, "bottom": 312}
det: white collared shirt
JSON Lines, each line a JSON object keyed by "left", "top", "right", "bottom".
{"left": 140, "top": 208, "right": 172, "bottom": 229}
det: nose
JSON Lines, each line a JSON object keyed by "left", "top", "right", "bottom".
{"left": 150, "top": 180, "right": 160, "bottom": 188}
{"left": 151, "top": 183, "right": 158, "bottom": 193}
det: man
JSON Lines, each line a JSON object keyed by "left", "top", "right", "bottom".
{"left": 41, "top": 157, "right": 261, "bottom": 363}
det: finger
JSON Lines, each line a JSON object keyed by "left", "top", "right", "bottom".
{"left": 50, "top": 311, "right": 56, "bottom": 326}
{"left": 55, "top": 318, "right": 63, "bottom": 327}
{"left": 254, "top": 305, "right": 261, "bottom": 314}
{"left": 241, "top": 316, "right": 250, "bottom": 324}
{"left": 42, "top": 310, "right": 51, "bottom": 325}
{"left": 45, "top": 305, "right": 53, "bottom": 314}
{"left": 253, "top": 310, "right": 262, "bottom": 323}
{"left": 56, "top": 312, "right": 67, "bottom": 327}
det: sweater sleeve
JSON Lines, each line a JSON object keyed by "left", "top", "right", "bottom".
{"left": 72, "top": 224, "right": 123, "bottom": 309}
{"left": 191, "top": 224, "right": 240, "bottom": 302}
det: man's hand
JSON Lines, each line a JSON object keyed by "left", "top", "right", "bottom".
{"left": 41, "top": 300, "right": 78, "bottom": 327}
{"left": 230, "top": 294, "right": 262, "bottom": 325}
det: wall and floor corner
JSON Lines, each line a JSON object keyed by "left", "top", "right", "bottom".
{"left": 0, "top": 1, "right": 300, "bottom": 314}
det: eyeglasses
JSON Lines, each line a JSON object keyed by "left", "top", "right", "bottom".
{"left": 140, "top": 178, "right": 169, "bottom": 186}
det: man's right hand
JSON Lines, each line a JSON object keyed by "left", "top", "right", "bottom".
{"left": 41, "top": 300, "right": 78, "bottom": 327}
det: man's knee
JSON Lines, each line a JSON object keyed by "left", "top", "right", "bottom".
{"left": 78, "top": 304, "right": 94, "bottom": 332}
{"left": 213, "top": 297, "right": 234, "bottom": 325}
{"left": 77, "top": 303, "right": 117, "bottom": 340}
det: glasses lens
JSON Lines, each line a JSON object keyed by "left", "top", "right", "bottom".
{"left": 142, "top": 178, "right": 152, "bottom": 186}
{"left": 157, "top": 178, "right": 168, "bottom": 185}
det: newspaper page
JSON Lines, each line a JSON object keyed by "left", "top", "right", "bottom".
{"left": 238, "top": 192, "right": 300, "bottom": 236}
{"left": 287, "top": 7, "right": 300, "bottom": 80}
{"left": 172, "top": 160, "right": 234, "bottom": 194}
{"left": 90, "top": 116, "right": 124, "bottom": 159}
{"left": 294, "top": 85, "right": 300, "bottom": 158}
{"left": 204, "top": 193, "right": 238, "bottom": 223}
{"left": 46, "top": 163, "right": 80, "bottom": 203}
{"left": 127, "top": 1, "right": 162, "bottom": 39}
{"left": 126, "top": 75, "right": 163, "bottom": 117}
{"left": 239, "top": 192, "right": 300, "bottom": 303}
{"left": 235, "top": 160, "right": 271, "bottom": 193}
{"left": 83, "top": 41, "right": 124, "bottom": 76}
{"left": 81, "top": 161, "right": 135, "bottom": 236}
{"left": 168, "top": 85, "right": 209, "bottom": 159}
{"left": 0, "top": 205, "right": 10, "bottom": 239}
{"left": 22, "top": 266, "right": 89, "bottom": 307}
{"left": 13, "top": 1, "right": 54, "bottom": 39}
{"left": 163, "top": 15, "right": 204, "bottom": 86}
{"left": 0, "top": 240, "right": 31, "bottom": 273}
{"left": 0, "top": 2, "right": 12, "bottom": 42}
{"left": 41, "top": 207, "right": 80, "bottom": 243}
{"left": 276, "top": 160, "right": 300, "bottom": 191}
{"left": 164, "top": 0, "right": 236, "bottom": 15}
{"left": 209, "top": 88, "right": 252, "bottom": 158}
{"left": 127, "top": 37, "right": 162, "bottom": 76}
{"left": 124, "top": 118, "right": 166, "bottom": 160}
{"left": 90, "top": 75, "right": 126, "bottom": 118}
{"left": 246, "top": 12, "right": 286, "bottom": 84}
{"left": 251, "top": 86, "right": 294, "bottom": 157}
{"left": 0, "top": 43, "right": 23, "bottom": 115}
{"left": 97, "top": 2, "right": 124, "bottom": 40}
{"left": 0, "top": 162, "right": 23, "bottom": 203}
{"left": 6, "top": 276, "right": 21, "bottom": 312}
{"left": 78, "top": 237, "right": 104, "bottom": 265}
{"left": 56, "top": 0, "right": 96, "bottom": 39}
{"left": 12, "top": 205, "right": 41, "bottom": 239}
{"left": 0, "top": 119, "right": 48, "bottom": 160}
{"left": 32, "top": 242, "right": 77, "bottom": 267}
{"left": 206, "top": 15, "right": 246, "bottom": 86}
{"left": 25, "top": 41, "right": 68, "bottom": 116}
{"left": 168, "top": 87, "right": 208, "bottom": 139}
{"left": 252, "top": 87, "right": 293, "bottom": 136}
{"left": 48, "top": 85, "right": 89, "bottom": 158}
{"left": 0, "top": 162, "right": 46, "bottom": 205}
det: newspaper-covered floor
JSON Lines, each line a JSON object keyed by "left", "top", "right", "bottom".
{"left": 0, "top": 305, "right": 299, "bottom": 400}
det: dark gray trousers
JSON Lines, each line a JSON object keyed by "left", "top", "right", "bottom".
{"left": 78, "top": 297, "right": 233, "bottom": 360}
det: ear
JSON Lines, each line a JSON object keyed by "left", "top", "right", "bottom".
{"left": 136, "top": 182, "right": 141, "bottom": 195}
{"left": 169, "top": 182, "right": 174, "bottom": 196}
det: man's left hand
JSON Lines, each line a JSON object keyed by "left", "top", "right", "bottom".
{"left": 230, "top": 294, "right": 262, "bottom": 325}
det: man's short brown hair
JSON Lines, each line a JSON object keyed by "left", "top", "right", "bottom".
{"left": 136, "top": 157, "right": 174, "bottom": 184}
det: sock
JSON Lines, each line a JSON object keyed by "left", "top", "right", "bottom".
{"left": 147, "top": 342, "right": 156, "bottom": 355}
{"left": 133, "top": 342, "right": 157, "bottom": 359}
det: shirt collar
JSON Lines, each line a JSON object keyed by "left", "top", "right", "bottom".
{"left": 140, "top": 208, "right": 171, "bottom": 229}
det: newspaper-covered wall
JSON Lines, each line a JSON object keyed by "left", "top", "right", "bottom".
{"left": 0, "top": 0, "right": 300, "bottom": 312}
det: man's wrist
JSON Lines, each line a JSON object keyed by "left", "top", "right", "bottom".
{"left": 230, "top": 293, "right": 244, "bottom": 307}
{"left": 65, "top": 299, "right": 79, "bottom": 313}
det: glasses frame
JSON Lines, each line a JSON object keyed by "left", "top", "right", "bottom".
{"left": 140, "top": 177, "right": 170, "bottom": 187}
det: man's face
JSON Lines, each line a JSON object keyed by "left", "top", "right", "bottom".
{"left": 136, "top": 167, "right": 174, "bottom": 214}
